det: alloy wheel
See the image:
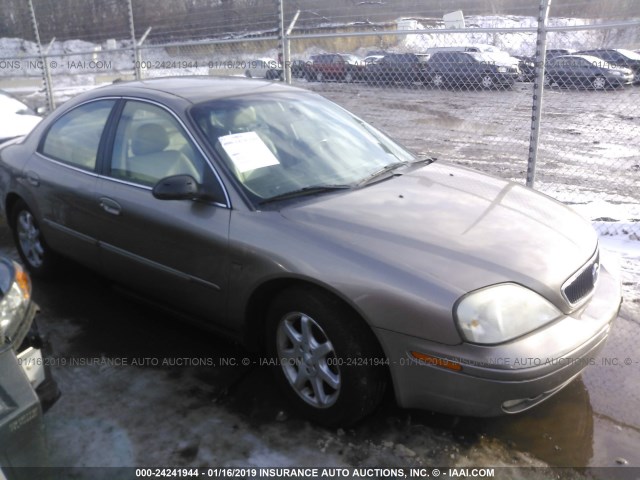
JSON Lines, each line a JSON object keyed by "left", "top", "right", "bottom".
{"left": 276, "top": 311, "right": 341, "bottom": 408}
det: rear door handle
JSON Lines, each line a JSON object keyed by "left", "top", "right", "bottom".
{"left": 99, "top": 197, "right": 122, "bottom": 216}
{"left": 26, "top": 171, "right": 40, "bottom": 187}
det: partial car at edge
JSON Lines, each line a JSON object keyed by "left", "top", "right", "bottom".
{"left": 0, "top": 258, "right": 59, "bottom": 478}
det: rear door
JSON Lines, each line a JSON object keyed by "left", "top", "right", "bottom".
{"left": 94, "top": 99, "right": 232, "bottom": 325}
{"left": 23, "top": 99, "right": 117, "bottom": 270}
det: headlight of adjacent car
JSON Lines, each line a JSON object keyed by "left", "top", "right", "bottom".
{"left": 455, "top": 283, "right": 561, "bottom": 344}
{"left": 497, "top": 66, "right": 508, "bottom": 73}
{"left": 610, "top": 71, "right": 622, "bottom": 76}
{"left": 0, "top": 262, "right": 32, "bottom": 346}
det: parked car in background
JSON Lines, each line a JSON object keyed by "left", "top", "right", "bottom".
{"left": 0, "top": 77, "right": 621, "bottom": 427}
{"left": 426, "top": 44, "right": 502, "bottom": 55}
{"left": 546, "top": 49, "right": 572, "bottom": 59}
{"left": 363, "top": 55, "right": 384, "bottom": 66}
{"left": 544, "top": 54, "right": 634, "bottom": 89}
{"left": 290, "top": 59, "right": 309, "bottom": 79}
{"left": 425, "top": 51, "right": 519, "bottom": 88}
{"left": 575, "top": 48, "right": 640, "bottom": 83}
{"left": 366, "top": 53, "right": 429, "bottom": 85}
{"left": 514, "top": 55, "right": 536, "bottom": 82}
{"left": 0, "top": 257, "right": 59, "bottom": 478}
{"left": 0, "top": 90, "right": 42, "bottom": 144}
{"left": 306, "top": 53, "right": 365, "bottom": 82}
{"left": 243, "top": 57, "right": 279, "bottom": 79}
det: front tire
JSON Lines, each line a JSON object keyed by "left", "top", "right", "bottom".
{"left": 481, "top": 75, "right": 495, "bottom": 89}
{"left": 431, "top": 73, "right": 445, "bottom": 88}
{"left": 11, "top": 200, "right": 57, "bottom": 278}
{"left": 266, "top": 286, "right": 386, "bottom": 427}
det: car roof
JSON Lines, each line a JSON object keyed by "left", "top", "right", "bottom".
{"left": 78, "top": 76, "right": 303, "bottom": 105}
{"left": 551, "top": 54, "right": 607, "bottom": 63}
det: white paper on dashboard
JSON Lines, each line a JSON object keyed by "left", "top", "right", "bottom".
{"left": 218, "top": 131, "right": 280, "bottom": 173}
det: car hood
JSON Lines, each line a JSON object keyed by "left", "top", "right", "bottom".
{"left": 280, "top": 162, "right": 597, "bottom": 312}
{"left": 0, "top": 113, "right": 41, "bottom": 143}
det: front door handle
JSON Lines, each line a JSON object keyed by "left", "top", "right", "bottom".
{"left": 26, "top": 171, "right": 40, "bottom": 187}
{"left": 99, "top": 197, "right": 122, "bottom": 216}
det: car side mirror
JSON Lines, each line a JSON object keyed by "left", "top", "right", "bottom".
{"left": 152, "top": 175, "right": 202, "bottom": 201}
{"left": 152, "top": 175, "right": 227, "bottom": 204}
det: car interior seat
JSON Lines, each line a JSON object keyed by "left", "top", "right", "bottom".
{"left": 128, "top": 123, "right": 200, "bottom": 185}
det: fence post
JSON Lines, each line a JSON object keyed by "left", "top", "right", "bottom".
{"left": 526, "top": 0, "right": 552, "bottom": 188}
{"left": 27, "top": 0, "right": 55, "bottom": 112}
{"left": 127, "top": 0, "right": 140, "bottom": 80}
{"left": 277, "top": 0, "right": 286, "bottom": 81}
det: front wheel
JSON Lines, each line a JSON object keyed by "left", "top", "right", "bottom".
{"left": 431, "top": 73, "right": 445, "bottom": 88}
{"left": 11, "top": 200, "right": 58, "bottom": 278}
{"left": 266, "top": 286, "right": 387, "bottom": 427}
{"left": 481, "top": 75, "right": 495, "bottom": 89}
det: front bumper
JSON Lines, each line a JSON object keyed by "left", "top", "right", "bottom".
{"left": 377, "top": 262, "right": 622, "bottom": 417}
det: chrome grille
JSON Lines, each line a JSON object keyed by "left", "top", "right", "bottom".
{"left": 562, "top": 251, "right": 600, "bottom": 306}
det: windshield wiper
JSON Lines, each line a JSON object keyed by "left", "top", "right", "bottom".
{"left": 409, "top": 155, "right": 437, "bottom": 167}
{"left": 258, "top": 184, "right": 351, "bottom": 205}
{"left": 356, "top": 161, "right": 409, "bottom": 187}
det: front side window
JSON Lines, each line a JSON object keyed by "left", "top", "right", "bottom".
{"left": 191, "top": 93, "right": 416, "bottom": 202}
{"left": 41, "top": 100, "right": 115, "bottom": 170}
{"left": 110, "top": 101, "right": 206, "bottom": 187}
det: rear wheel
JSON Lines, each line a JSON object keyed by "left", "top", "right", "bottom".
{"left": 344, "top": 71, "right": 354, "bottom": 83}
{"left": 266, "top": 286, "right": 387, "bottom": 427}
{"left": 316, "top": 72, "right": 324, "bottom": 82}
{"left": 591, "top": 76, "right": 607, "bottom": 90}
{"left": 11, "top": 200, "right": 57, "bottom": 278}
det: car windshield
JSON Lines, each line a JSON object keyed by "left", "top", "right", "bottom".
{"left": 190, "top": 92, "right": 416, "bottom": 202}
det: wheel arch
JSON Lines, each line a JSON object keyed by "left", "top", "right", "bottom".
{"left": 242, "top": 276, "right": 388, "bottom": 363}
{"left": 5, "top": 192, "right": 25, "bottom": 228}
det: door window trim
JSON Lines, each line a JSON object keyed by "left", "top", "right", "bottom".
{"left": 36, "top": 97, "right": 120, "bottom": 173}
{"left": 101, "top": 97, "right": 231, "bottom": 209}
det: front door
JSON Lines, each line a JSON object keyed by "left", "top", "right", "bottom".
{"left": 94, "top": 99, "right": 231, "bottom": 325}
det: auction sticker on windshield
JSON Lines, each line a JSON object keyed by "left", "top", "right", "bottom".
{"left": 218, "top": 131, "right": 280, "bottom": 173}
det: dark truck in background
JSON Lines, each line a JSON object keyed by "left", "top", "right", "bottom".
{"left": 0, "top": 258, "right": 59, "bottom": 479}
{"left": 365, "top": 53, "right": 430, "bottom": 85}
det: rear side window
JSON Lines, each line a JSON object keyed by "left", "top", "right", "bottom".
{"left": 40, "top": 100, "right": 115, "bottom": 171}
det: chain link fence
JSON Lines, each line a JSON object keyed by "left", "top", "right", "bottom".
{"left": 0, "top": 0, "right": 638, "bottom": 239}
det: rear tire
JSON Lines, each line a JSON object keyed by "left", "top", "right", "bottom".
{"left": 11, "top": 200, "right": 58, "bottom": 278}
{"left": 591, "top": 76, "right": 607, "bottom": 90}
{"left": 266, "top": 286, "right": 387, "bottom": 427}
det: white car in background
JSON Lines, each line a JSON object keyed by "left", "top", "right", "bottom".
{"left": 244, "top": 57, "right": 281, "bottom": 79}
{"left": 0, "top": 90, "right": 42, "bottom": 144}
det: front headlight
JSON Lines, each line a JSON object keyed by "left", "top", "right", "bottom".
{"left": 455, "top": 283, "right": 561, "bottom": 344}
{"left": 0, "top": 262, "right": 32, "bottom": 346}
{"left": 497, "top": 66, "right": 507, "bottom": 73}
